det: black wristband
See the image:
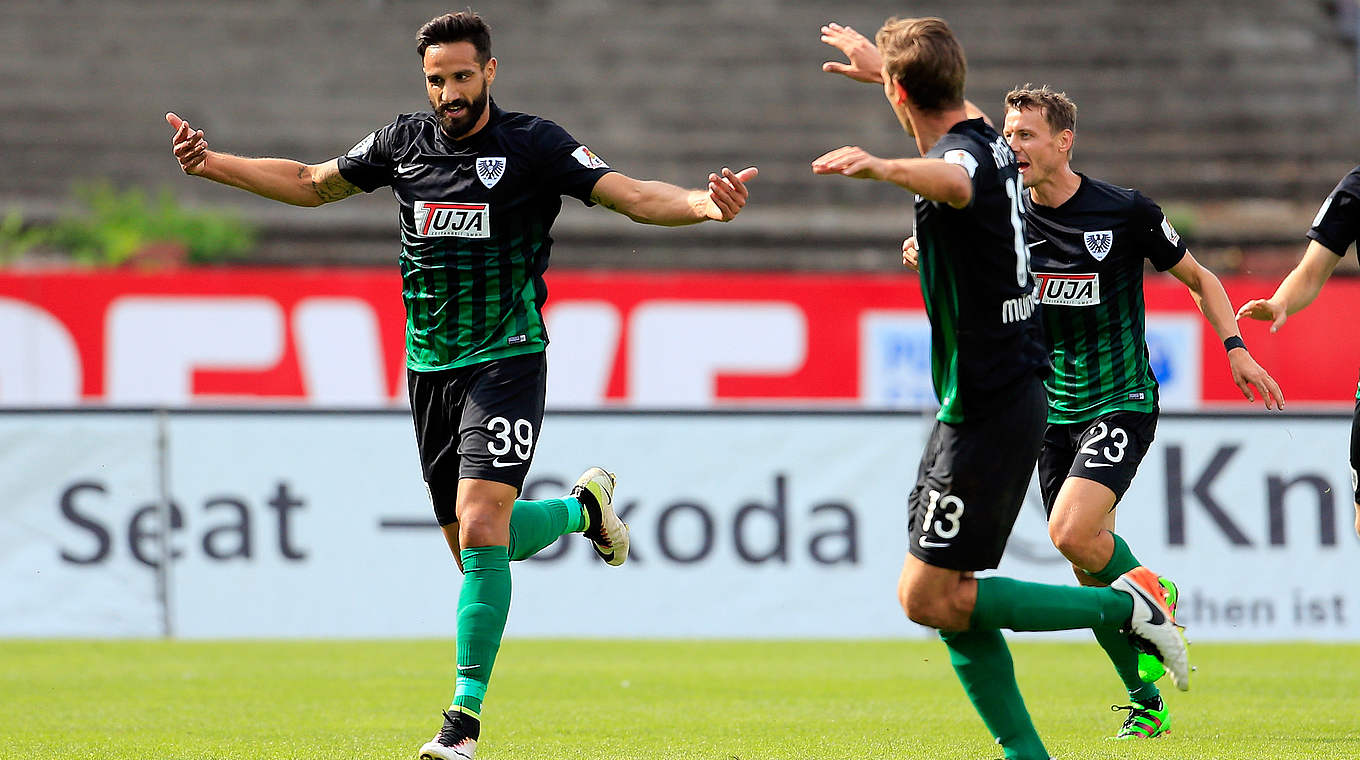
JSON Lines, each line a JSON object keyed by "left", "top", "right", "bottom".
{"left": 1224, "top": 335, "right": 1246, "bottom": 352}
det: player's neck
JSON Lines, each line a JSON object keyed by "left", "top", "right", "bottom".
{"left": 1028, "top": 166, "right": 1082, "bottom": 208}
{"left": 908, "top": 107, "right": 968, "bottom": 156}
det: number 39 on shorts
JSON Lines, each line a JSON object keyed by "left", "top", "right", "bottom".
{"left": 487, "top": 416, "right": 534, "bottom": 460}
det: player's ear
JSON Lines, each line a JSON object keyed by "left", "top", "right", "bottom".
{"left": 1058, "top": 129, "right": 1075, "bottom": 155}
{"left": 892, "top": 80, "right": 910, "bottom": 107}
{"left": 483, "top": 56, "right": 497, "bottom": 84}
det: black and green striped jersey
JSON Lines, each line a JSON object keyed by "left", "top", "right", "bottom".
{"left": 914, "top": 118, "right": 1048, "bottom": 423}
{"left": 337, "top": 101, "right": 614, "bottom": 371}
{"left": 1024, "top": 174, "right": 1186, "bottom": 424}
{"left": 1308, "top": 165, "right": 1360, "bottom": 258}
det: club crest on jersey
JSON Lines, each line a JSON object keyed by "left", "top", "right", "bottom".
{"left": 414, "top": 200, "right": 490, "bottom": 239}
{"left": 1034, "top": 272, "right": 1100, "bottom": 307}
{"left": 1083, "top": 230, "right": 1114, "bottom": 260}
{"left": 476, "top": 157, "right": 507, "bottom": 188}
{"left": 571, "top": 145, "right": 609, "bottom": 169}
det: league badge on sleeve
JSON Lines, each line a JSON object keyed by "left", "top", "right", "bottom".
{"left": 571, "top": 145, "right": 609, "bottom": 169}
{"left": 1160, "top": 215, "right": 1181, "bottom": 245}
{"left": 1083, "top": 230, "right": 1114, "bottom": 261}
{"left": 476, "top": 157, "right": 507, "bottom": 188}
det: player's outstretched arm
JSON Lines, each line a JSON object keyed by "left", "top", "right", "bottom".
{"left": 1235, "top": 240, "right": 1342, "bottom": 333}
{"left": 1170, "top": 252, "right": 1285, "bottom": 409}
{"left": 812, "top": 147, "right": 971, "bottom": 208}
{"left": 590, "top": 167, "right": 757, "bottom": 226}
{"left": 820, "top": 22, "right": 884, "bottom": 83}
{"left": 165, "top": 112, "right": 360, "bottom": 207}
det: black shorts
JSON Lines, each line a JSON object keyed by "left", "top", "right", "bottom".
{"left": 908, "top": 375, "right": 1046, "bottom": 571}
{"left": 407, "top": 352, "right": 547, "bottom": 525}
{"left": 1037, "top": 409, "right": 1157, "bottom": 517}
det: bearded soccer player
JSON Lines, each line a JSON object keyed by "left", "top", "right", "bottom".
{"left": 1238, "top": 165, "right": 1360, "bottom": 539}
{"left": 816, "top": 18, "right": 1187, "bottom": 760}
{"left": 166, "top": 12, "right": 755, "bottom": 760}
{"left": 997, "top": 85, "right": 1283, "bottom": 740}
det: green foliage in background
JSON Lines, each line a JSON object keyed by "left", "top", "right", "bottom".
{"left": 0, "top": 181, "right": 256, "bottom": 267}
{"left": 0, "top": 210, "right": 46, "bottom": 263}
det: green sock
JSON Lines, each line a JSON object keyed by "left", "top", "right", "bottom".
{"left": 507, "top": 497, "right": 585, "bottom": 561}
{"left": 1090, "top": 532, "right": 1140, "bottom": 585}
{"left": 1085, "top": 532, "right": 1156, "bottom": 698}
{"left": 940, "top": 629, "right": 1049, "bottom": 760}
{"left": 452, "top": 545, "right": 511, "bottom": 716}
{"left": 971, "top": 577, "right": 1132, "bottom": 632}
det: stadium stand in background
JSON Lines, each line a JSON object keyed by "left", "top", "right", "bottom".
{"left": 4, "top": 0, "right": 1358, "bottom": 272}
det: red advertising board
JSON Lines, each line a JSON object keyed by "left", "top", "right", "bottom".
{"left": 0, "top": 268, "right": 1350, "bottom": 408}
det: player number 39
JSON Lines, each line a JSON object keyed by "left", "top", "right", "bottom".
{"left": 487, "top": 416, "right": 534, "bottom": 460}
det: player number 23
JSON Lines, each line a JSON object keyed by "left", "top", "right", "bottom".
{"left": 1079, "top": 422, "right": 1128, "bottom": 463}
{"left": 922, "top": 489, "right": 965, "bottom": 539}
{"left": 487, "top": 416, "right": 534, "bottom": 460}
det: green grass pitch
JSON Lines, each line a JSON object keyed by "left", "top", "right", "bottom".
{"left": 4, "top": 639, "right": 1358, "bottom": 759}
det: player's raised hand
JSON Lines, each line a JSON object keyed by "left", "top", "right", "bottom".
{"left": 165, "top": 112, "right": 209, "bottom": 175}
{"left": 704, "top": 166, "right": 758, "bottom": 222}
{"left": 1235, "top": 297, "right": 1289, "bottom": 333}
{"left": 902, "top": 235, "right": 920, "bottom": 272}
{"left": 820, "top": 22, "right": 884, "bottom": 84}
{"left": 1227, "top": 347, "right": 1285, "bottom": 410}
{"left": 812, "top": 146, "right": 887, "bottom": 181}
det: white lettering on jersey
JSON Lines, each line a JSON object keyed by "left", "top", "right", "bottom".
{"left": 1313, "top": 195, "right": 1335, "bottom": 228}
{"left": 1034, "top": 272, "right": 1100, "bottom": 306}
{"left": 1001, "top": 290, "right": 1039, "bottom": 324}
{"left": 1083, "top": 230, "right": 1114, "bottom": 260}
{"left": 414, "top": 201, "right": 491, "bottom": 238}
{"left": 988, "top": 135, "right": 1016, "bottom": 168}
{"left": 943, "top": 149, "right": 978, "bottom": 178}
{"left": 571, "top": 145, "right": 609, "bottom": 169}
{"left": 476, "top": 157, "right": 507, "bottom": 188}
{"left": 1160, "top": 215, "right": 1180, "bottom": 245}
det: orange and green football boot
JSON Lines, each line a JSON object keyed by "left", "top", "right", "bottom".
{"left": 1137, "top": 577, "right": 1179, "bottom": 683}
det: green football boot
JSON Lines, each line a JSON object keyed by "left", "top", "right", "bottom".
{"left": 1137, "top": 576, "right": 1179, "bottom": 682}
{"left": 1110, "top": 695, "right": 1171, "bottom": 739}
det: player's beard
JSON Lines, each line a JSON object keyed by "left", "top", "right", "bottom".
{"left": 436, "top": 84, "right": 490, "bottom": 139}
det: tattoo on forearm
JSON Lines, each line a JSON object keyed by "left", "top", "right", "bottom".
{"left": 302, "top": 165, "right": 361, "bottom": 203}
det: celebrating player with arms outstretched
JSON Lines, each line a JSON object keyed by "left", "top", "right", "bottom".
{"left": 167, "top": 11, "right": 755, "bottom": 760}
{"left": 816, "top": 18, "right": 1187, "bottom": 760}
{"left": 1238, "top": 165, "right": 1360, "bottom": 538}
{"left": 998, "top": 85, "right": 1282, "bottom": 739}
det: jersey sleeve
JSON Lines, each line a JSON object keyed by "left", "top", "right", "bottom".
{"left": 532, "top": 120, "right": 616, "bottom": 205}
{"left": 935, "top": 134, "right": 986, "bottom": 209}
{"left": 335, "top": 121, "right": 399, "bottom": 193}
{"left": 1307, "top": 167, "right": 1360, "bottom": 257}
{"left": 1132, "top": 192, "right": 1187, "bottom": 271}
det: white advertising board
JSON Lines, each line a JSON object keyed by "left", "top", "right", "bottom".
{"left": 1, "top": 411, "right": 1355, "bottom": 640}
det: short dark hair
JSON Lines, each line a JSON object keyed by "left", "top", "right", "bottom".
{"left": 1005, "top": 84, "right": 1077, "bottom": 135}
{"left": 876, "top": 17, "right": 966, "bottom": 112}
{"left": 416, "top": 11, "right": 492, "bottom": 63}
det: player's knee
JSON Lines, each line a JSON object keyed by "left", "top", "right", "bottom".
{"left": 898, "top": 583, "right": 952, "bottom": 629}
{"left": 1048, "top": 519, "right": 1088, "bottom": 561}
{"left": 457, "top": 509, "right": 504, "bottom": 547}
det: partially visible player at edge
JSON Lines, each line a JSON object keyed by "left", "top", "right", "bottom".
{"left": 814, "top": 17, "right": 1187, "bottom": 760}
{"left": 166, "top": 12, "right": 756, "bottom": 760}
{"left": 1238, "top": 164, "right": 1360, "bottom": 539}
{"left": 995, "top": 85, "right": 1282, "bottom": 740}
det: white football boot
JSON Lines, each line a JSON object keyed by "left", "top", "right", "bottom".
{"left": 418, "top": 710, "right": 477, "bottom": 760}
{"left": 574, "top": 467, "right": 628, "bottom": 566}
